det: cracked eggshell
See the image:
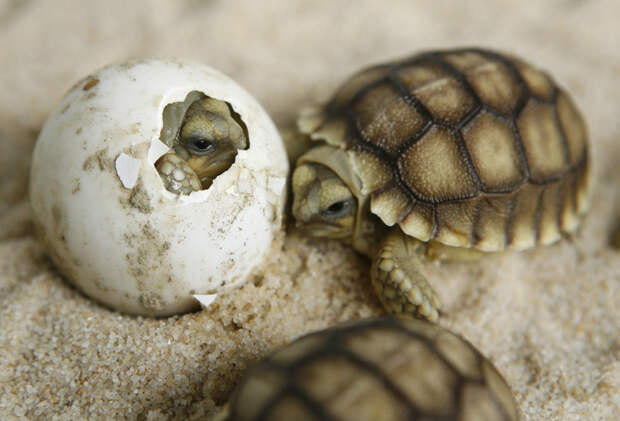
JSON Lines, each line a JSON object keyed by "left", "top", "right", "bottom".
{"left": 29, "top": 58, "right": 288, "bottom": 316}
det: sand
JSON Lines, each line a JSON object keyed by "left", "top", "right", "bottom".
{"left": 0, "top": 1, "right": 619, "bottom": 420}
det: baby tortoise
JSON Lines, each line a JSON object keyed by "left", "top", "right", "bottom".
{"left": 219, "top": 317, "right": 520, "bottom": 421}
{"left": 155, "top": 91, "right": 248, "bottom": 194}
{"left": 291, "top": 48, "right": 590, "bottom": 321}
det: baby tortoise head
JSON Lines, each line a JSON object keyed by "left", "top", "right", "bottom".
{"left": 291, "top": 162, "right": 357, "bottom": 239}
{"left": 156, "top": 92, "right": 248, "bottom": 194}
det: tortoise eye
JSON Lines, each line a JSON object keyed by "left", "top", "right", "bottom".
{"left": 185, "top": 137, "right": 215, "bottom": 155}
{"left": 321, "top": 199, "right": 354, "bottom": 219}
{"left": 193, "top": 138, "right": 212, "bottom": 150}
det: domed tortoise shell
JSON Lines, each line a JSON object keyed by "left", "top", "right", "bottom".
{"left": 225, "top": 317, "right": 519, "bottom": 421}
{"left": 299, "top": 48, "right": 590, "bottom": 251}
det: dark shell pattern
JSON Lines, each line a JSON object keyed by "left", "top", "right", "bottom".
{"left": 300, "top": 48, "right": 590, "bottom": 251}
{"left": 225, "top": 317, "right": 520, "bottom": 421}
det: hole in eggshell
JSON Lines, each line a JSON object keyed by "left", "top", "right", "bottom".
{"left": 154, "top": 90, "right": 249, "bottom": 195}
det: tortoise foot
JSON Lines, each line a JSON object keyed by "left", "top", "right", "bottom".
{"left": 155, "top": 152, "right": 202, "bottom": 195}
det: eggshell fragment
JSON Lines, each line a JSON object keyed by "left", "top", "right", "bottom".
{"left": 29, "top": 58, "right": 288, "bottom": 316}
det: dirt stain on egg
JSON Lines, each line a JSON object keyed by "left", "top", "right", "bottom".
{"left": 83, "top": 78, "right": 99, "bottom": 91}
{"left": 124, "top": 222, "right": 174, "bottom": 312}
{"left": 82, "top": 147, "right": 114, "bottom": 172}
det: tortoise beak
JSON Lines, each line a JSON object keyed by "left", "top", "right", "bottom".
{"left": 186, "top": 146, "right": 237, "bottom": 188}
{"left": 296, "top": 221, "right": 352, "bottom": 239}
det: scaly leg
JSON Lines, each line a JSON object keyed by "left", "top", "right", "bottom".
{"left": 371, "top": 228, "right": 484, "bottom": 322}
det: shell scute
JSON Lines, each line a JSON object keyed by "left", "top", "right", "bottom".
{"left": 517, "top": 100, "right": 568, "bottom": 182}
{"left": 343, "top": 326, "right": 459, "bottom": 415}
{"left": 353, "top": 82, "right": 425, "bottom": 154}
{"left": 297, "top": 354, "right": 411, "bottom": 420}
{"left": 464, "top": 58, "right": 527, "bottom": 115}
{"left": 559, "top": 172, "right": 580, "bottom": 232}
{"left": 474, "top": 196, "right": 512, "bottom": 251}
{"left": 435, "top": 200, "right": 478, "bottom": 248}
{"left": 555, "top": 90, "right": 587, "bottom": 165}
{"left": 349, "top": 148, "right": 393, "bottom": 194}
{"left": 462, "top": 111, "right": 525, "bottom": 192}
{"left": 233, "top": 367, "right": 286, "bottom": 421}
{"left": 370, "top": 186, "right": 412, "bottom": 226}
{"left": 460, "top": 383, "right": 510, "bottom": 421}
{"left": 481, "top": 361, "right": 521, "bottom": 421}
{"left": 441, "top": 50, "right": 489, "bottom": 73}
{"left": 397, "top": 60, "right": 449, "bottom": 91}
{"left": 508, "top": 184, "right": 543, "bottom": 250}
{"left": 414, "top": 76, "right": 477, "bottom": 125}
{"left": 434, "top": 331, "right": 482, "bottom": 380}
{"left": 538, "top": 181, "right": 563, "bottom": 245}
{"left": 310, "top": 116, "right": 350, "bottom": 149}
{"left": 574, "top": 157, "right": 590, "bottom": 214}
{"left": 400, "top": 202, "right": 435, "bottom": 241}
{"left": 513, "top": 59, "right": 556, "bottom": 102}
{"left": 398, "top": 126, "right": 478, "bottom": 202}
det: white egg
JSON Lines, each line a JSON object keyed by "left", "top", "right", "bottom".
{"left": 29, "top": 58, "right": 288, "bottom": 316}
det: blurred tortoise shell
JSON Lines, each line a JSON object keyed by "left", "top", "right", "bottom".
{"left": 223, "top": 317, "right": 519, "bottom": 421}
{"left": 299, "top": 48, "right": 590, "bottom": 251}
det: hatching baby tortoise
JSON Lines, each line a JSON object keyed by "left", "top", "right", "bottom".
{"left": 219, "top": 317, "right": 520, "bottom": 421}
{"left": 291, "top": 48, "right": 590, "bottom": 321}
{"left": 155, "top": 91, "right": 248, "bottom": 194}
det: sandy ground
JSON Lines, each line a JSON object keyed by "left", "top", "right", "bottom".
{"left": 0, "top": 0, "right": 619, "bottom": 420}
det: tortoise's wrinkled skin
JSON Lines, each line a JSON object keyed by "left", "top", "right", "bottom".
{"left": 221, "top": 317, "right": 520, "bottom": 421}
{"left": 292, "top": 48, "right": 590, "bottom": 321}
{"left": 155, "top": 92, "right": 248, "bottom": 194}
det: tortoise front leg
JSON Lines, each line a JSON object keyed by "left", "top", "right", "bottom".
{"left": 371, "top": 228, "right": 484, "bottom": 322}
{"left": 155, "top": 152, "right": 202, "bottom": 195}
